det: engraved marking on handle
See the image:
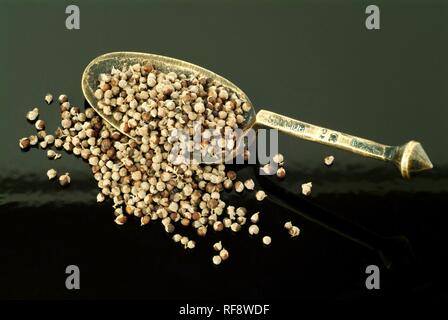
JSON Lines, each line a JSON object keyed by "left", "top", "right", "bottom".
{"left": 261, "top": 113, "right": 306, "bottom": 133}
{"left": 351, "top": 139, "right": 384, "bottom": 156}
{"left": 256, "top": 110, "right": 390, "bottom": 161}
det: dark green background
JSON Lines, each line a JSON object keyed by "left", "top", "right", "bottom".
{"left": 0, "top": 0, "right": 447, "bottom": 301}
{"left": 1, "top": 0, "right": 447, "bottom": 174}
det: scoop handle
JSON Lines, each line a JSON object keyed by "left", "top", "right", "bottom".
{"left": 255, "top": 110, "right": 434, "bottom": 178}
{"left": 256, "top": 109, "right": 395, "bottom": 161}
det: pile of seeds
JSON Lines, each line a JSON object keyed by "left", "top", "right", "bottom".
{"left": 19, "top": 62, "right": 305, "bottom": 264}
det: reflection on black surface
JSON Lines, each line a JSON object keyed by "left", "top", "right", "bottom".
{"left": 0, "top": 163, "right": 446, "bottom": 299}
{"left": 1, "top": 164, "right": 447, "bottom": 207}
{"left": 257, "top": 168, "right": 416, "bottom": 269}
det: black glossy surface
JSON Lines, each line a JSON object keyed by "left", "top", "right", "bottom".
{"left": 0, "top": 0, "right": 447, "bottom": 300}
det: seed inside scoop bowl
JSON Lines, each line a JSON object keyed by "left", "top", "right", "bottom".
{"left": 82, "top": 52, "right": 256, "bottom": 148}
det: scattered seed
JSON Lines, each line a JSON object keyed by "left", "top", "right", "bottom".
{"left": 262, "top": 236, "right": 272, "bottom": 246}
{"left": 230, "top": 222, "right": 241, "bottom": 232}
{"left": 97, "top": 192, "right": 106, "bottom": 202}
{"left": 260, "top": 163, "right": 275, "bottom": 175}
{"left": 47, "top": 150, "right": 59, "bottom": 159}
{"left": 26, "top": 108, "right": 39, "bottom": 122}
{"left": 237, "top": 216, "right": 246, "bottom": 225}
{"left": 324, "top": 155, "right": 335, "bottom": 166}
{"left": 44, "top": 134, "right": 55, "bottom": 145}
{"left": 141, "top": 215, "right": 150, "bottom": 226}
{"left": 227, "top": 170, "right": 237, "bottom": 181}
{"left": 244, "top": 179, "right": 255, "bottom": 190}
{"left": 284, "top": 221, "right": 293, "bottom": 230}
{"left": 197, "top": 225, "right": 207, "bottom": 237}
{"left": 213, "top": 221, "right": 224, "bottom": 231}
{"left": 187, "top": 240, "right": 196, "bottom": 249}
{"left": 212, "top": 255, "right": 222, "bottom": 265}
{"left": 29, "top": 135, "right": 38, "bottom": 146}
{"left": 46, "top": 168, "right": 57, "bottom": 180}
{"left": 59, "top": 173, "right": 71, "bottom": 187}
{"left": 165, "top": 223, "right": 175, "bottom": 233}
{"left": 19, "top": 137, "right": 30, "bottom": 150}
{"left": 61, "top": 119, "right": 72, "bottom": 129}
{"left": 36, "top": 130, "right": 46, "bottom": 141}
{"left": 213, "top": 241, "right": 223, "bottom": 251}
{"left": 250, "top": 212, "right": 259, "bottom": 224}
{"left": 276, "top": 167, "right": 286, "bottom": 179}
{"left": 255, "top": 190, "right": 267, "bottom": 201}
{"left": 219, "top": 248, "right": 229, "bottom": 261}
{"left": 301, "top": 182, "right": 312, "bottom": 196}
{"left": 180, "top": 236, "right": 189, "bottom": 246}
{"left": 289, "top": 226, "right": 300, "bottom": 237}
{"left": 273, "top": 154, "right": 284, "bottom": 165}
{"left": 53, "top": 138, "right": 63, "bottom": 148}
{"left": 236, "top": 207, "right": 246, "bottom": 217}
{"left": 172, "top": 234, "right": 182, "bottom": 242}
{"left": 248, "top": 224, "right": 259, "bottom": 235}
{"left": 234, "top": 181, "right": 244, "bottom": 193}
{"left": 223, "top": 218, "right": 232, "bottom": 228}
{"left": 227, "top": 206, "right": 235, "bottom": 218}
{"left": 223, "top": 179, "right": 233, "bottom": 190}
{"left": 58, "top": 94, "right": 68, "bottom": 104}
{"left": 44, "top": 93, "right": 53, "bottom": 105}
{"left": 115, "top": 214, "right": 127, "bottom": 225}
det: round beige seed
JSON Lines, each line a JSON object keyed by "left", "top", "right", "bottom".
{"left": 59, "top": 173, "right": 71, "bottom": 187}
{"left": 29, "top": 135, "right": 38, "bottom": 146}
{"left": 276, "top": 167, "right": 286, "bottom": 179}
{"left": 19, "top": 137, "right": 30, "bottom": 150}
{"left": 273, "top": 153, "right": 284, "bottom": 165}
{"left": 248, "top": 224, "right": 259, "bottom": 235}
{"left": 230, "top": 222, "right": 241, "bottom": 232}
{"left": 58, "top": 94, "right": 68, "bottom": 104}
{"left": 234, "top": 181, "right": 244, "bottom": 193}
{"left": 213, "top": 241, "right": 223, "bottom": 251}
{"left": 44, "top": 94, "right": 53, "bottom": 104}
{"left": 255, "top": 190, "right": 267, "bottom": 201}
{"left": 289, "top": 226, "right": 301, "bottom": 238}
{"left": 187, "top": 240, "right": 196, "bottom": 249}
{"left": 46, "top": 168, "right": 57, "bottom": 180}
{"left": 140, "top": 215, "right": 150, "bottom": 226}
{"left": 114, "top": 214, "right": 127, "bottom": 225}
{"left": 180, "top": 236, "right": 188, "bottom": 245}
{"left": 219, "top": 249, "right": 229, "bottom": 261}
{"left": 301, "top": 182, "right": 312, "bottom": 196}
{"left": 244, "top": 179, "right": 255, "bottom": 190}
{"left": 47, "top": 150, "right": 57, "bottom": 159}
{"left": 212, "top": 255, "right": 222, "bottom": 265}
{"left": 324, "top": 155, "right": 335, "bottom": 166}
{"left": 262, "top": 236, "right": 272, "bottom": 246}
{"left": 26, "top": 108, "right": 39, "bottom": 122}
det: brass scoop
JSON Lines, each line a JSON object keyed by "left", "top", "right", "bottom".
{"left": 81, "top": 52, "right": 433, "bottom": 178}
